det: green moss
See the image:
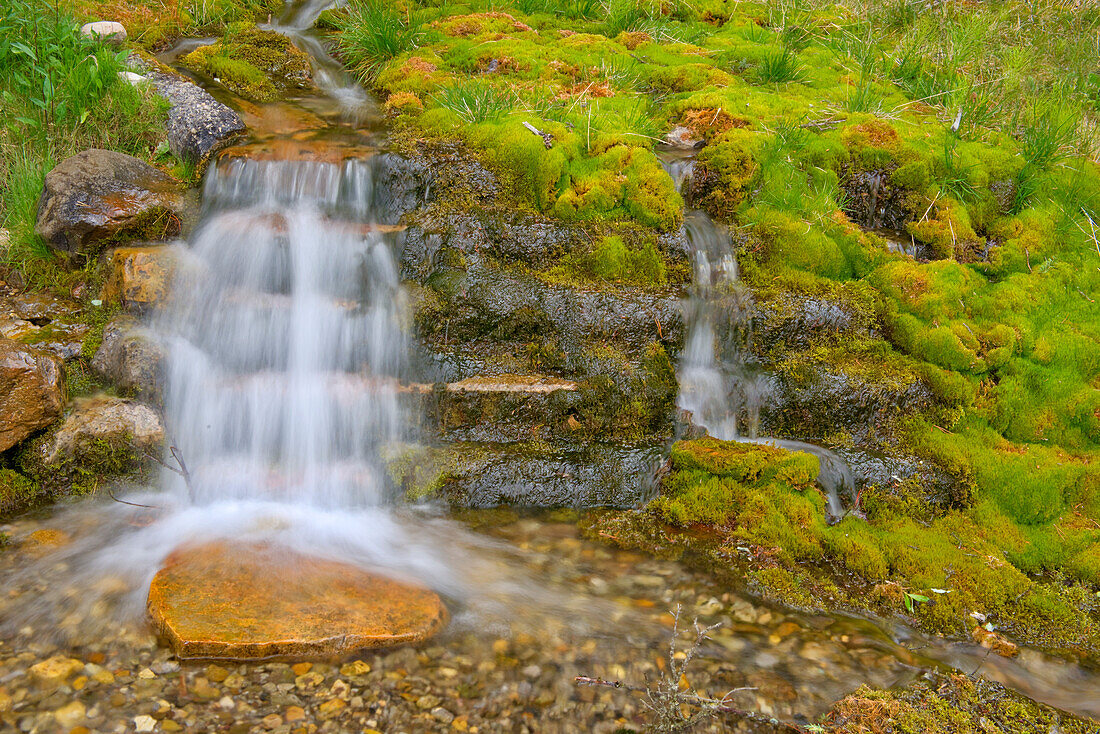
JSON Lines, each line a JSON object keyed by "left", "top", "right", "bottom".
{"left": 179, "top": 25, "right": 311, "bottom": 102}
{"left": 827, "top": 673, "right": 1098, "bottom": 734}
{"left": 545, "top": 235, "right": 667, "bottom": 287}
{"left": 0, "top": 469, "right": 41, "bottom": 517}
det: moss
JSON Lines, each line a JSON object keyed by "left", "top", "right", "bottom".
{"left": 179, "top": 25, "right": 311, "bottom": 102}
{"left": 545, "top": 235, "right": 667, "bottom": 288}
{"left": 827, "top": 673, "right": 1097, "bottom": 734}
{"left": 0, "top": 469, "right": 41, "bottom": 517}
{"left": 574, "top": 342, "right": 678, "bottom": 439}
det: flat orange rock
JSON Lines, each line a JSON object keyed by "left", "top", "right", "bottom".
{"left": 147, "top": 542, "right": 447, "bottom": 660}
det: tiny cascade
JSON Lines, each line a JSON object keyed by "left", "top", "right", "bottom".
{"left": 666, "top": 156, "right": 852, "bottom": 518}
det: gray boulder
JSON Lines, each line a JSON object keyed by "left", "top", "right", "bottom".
{"left": 127, "top": 55, "right": 246, "bottom": 167}
{"left": 35, "top": 150, "right": 182, "bottom": 258}
{"left": 92, "top": 315, "right": 165, "bottom": 402}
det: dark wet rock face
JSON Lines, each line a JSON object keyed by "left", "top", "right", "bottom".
{"left": 91, "top": 315, "right": 165, "bottom": 403}
{"left": 370, "top": 153, "right": 435, "bottom": 225}
{"left": 128, "top": 55, "right": 246, "bottom": 167}
{"left": 0, "top": 339, "right": 65, "bottom": 453}
{"left": 842, "top": 167, "right": 915, "bottom": 231}
{"left": 760, "top": 368, "right": 933, "bottom": 445}
{"left": 387, "top": 440, "right": 666, "bottom": 508}
{"left": 35, "top": 150, "right": 182, "bottom": 258}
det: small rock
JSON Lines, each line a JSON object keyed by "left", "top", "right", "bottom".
{"left": 205, "top": 664, "right": 230, "bottom": 683}
{"left": 119, "top": 71, "right": 147, "bottom": 85}
{"left": 431, "top": 707, "right": 454, "bottom": 724}
{"left": 971, "top": 626, "right": 1019, "bottom": 658}
{"left": 137, "top": 667, "right": 156, "bottom": 679}
{"left": 521, "top": 664, "right": 541, "bottom": 679}
{"left": 339, "top": 660, "right": 370, "bottom": 677}
{"left": 285, "top": 705, "right": 305, "bottom": 721}
{"left": 217, "top": 695, "right": 235, "bottom": 710}
{"left": 52, "top": 700, "right": 85, "bottom": 728}
{"left": 133, "top": 714, "right": 156, "bottom": 732}
{"left": 416, "top": 694, "right": 441, "bottom": 710}
{"left": 262, "top": 714, "right": 283, "bottom": 729}
{"left": 318, "top": 698, "right": 346, "bottom": 718}
{"left": 290, "top": 662, "right": 312, "bottom": 676}
{"left": 29, "top": 655, "right": 84, "bottom": 686}
{"left": 665, "top": 125, "right": 702, "bottom": 149}
{"left": 80, "top": 21, "right": 126, "bottom": 45}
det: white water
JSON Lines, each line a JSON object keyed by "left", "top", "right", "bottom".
{"left": 668, "top": 159, "right": 851, "bottom": 518}
{"left": 161, "top": 158, "right": 407, "bottom": 508}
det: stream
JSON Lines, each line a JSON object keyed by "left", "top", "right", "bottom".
{"left": 0, "top": 3, "right": 1099, "bottom": 732}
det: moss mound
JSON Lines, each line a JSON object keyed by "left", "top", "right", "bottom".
{"left": 181, "top": 25, "right": 312, "bottom": 102}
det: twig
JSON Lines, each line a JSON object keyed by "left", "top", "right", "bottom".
{"left": 143, "top": 444, "right": 194, "bottom": 500}
{"left": 522, "top": 120, "right": 554, "bottom": 149}
{"left": 106, "top": 487, "right": 159, "bottom": 509}
{"left": 575, "top": 605, "right": 801, "bottom": 732}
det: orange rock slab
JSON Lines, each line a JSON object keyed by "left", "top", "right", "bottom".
{"left": 147, "top": 542, "right": 447, "bottom": 660}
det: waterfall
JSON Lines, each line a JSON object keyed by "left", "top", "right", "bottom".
{"left": 159, "top": 157, "right": 408, "bottom": 508}
{"left": 667, "top": 155, "right": 852, "bottom": 519}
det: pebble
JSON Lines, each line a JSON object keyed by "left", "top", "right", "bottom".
{"left": 53, "top": 700, "right": 85, "bottom": 728}
{"left": 133, "top": 714, "right": 156, "bottom": 732}
{"left": 0, "top": 512, "right": 915, "bottom": 733}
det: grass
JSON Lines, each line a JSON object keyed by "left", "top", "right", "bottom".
{"left": 0, "top": 0, "right": 174, "bottom": 288}
{"left": 337, "top": 0, "right": 425, "bottom": 82}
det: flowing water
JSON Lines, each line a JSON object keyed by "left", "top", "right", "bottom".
{"left": 665, "top": 154, "right": 851, "bottom": 518}
{"left": 1, "top": 8, "right": 1099, "bottom": 732}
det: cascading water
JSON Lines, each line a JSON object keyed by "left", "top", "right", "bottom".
{"left": 666, "top": 154, "right": 852, "bottom": 518}
{"left": 161, "top": 157, "right": 406, "bottom": 508}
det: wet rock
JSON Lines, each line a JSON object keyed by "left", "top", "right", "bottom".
{"left": 52, "top": 700, "right": 86, "bottom": 728}
{"left": 423, "top": 375, "right": 580, "bottom": 442}
{"left": 665, "top": 126, "right": 703, "bottom": 149}
{"left": 91, "top": 315, "right": 165, "bottom": 401}
{"left": 387, "top": 439, "right": 665, "bottom": 508}
{"left": 102, "top": 246, "right": 176, "bottom": 311}
{"left": 127, "top": 55, "right": 246, "bottom": 168}
{"left": 29, "top": 656, "right": 84, "bottom": 686}
{"left": 32, "top": 396, "right": 163, "bottom": 469}
{"left": 0, "top": 292, "right": 88, "bottom": 361}
{"left": 147, "top": 542, "right": 448, "bottom": 659}
{"left": 761, "top": 367, "right": 933, "bottom": 445}
{"left": 35, "top": 150, "right": 182, "bottom": 258}
{"left": 371, "top": 153, "right": 435, "bottom": 225}
{"left": 408, "top": 252, "right": 681, "bottom": 358}
{"left": 0, "top": 339, "right": 65, "bottom": 453}
{"left": 80, "top": 21, "right": 126, "bottom": 45}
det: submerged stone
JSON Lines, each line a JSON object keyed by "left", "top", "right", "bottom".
{"left": 147, "top": 542, "right": 448, "bottom": 660}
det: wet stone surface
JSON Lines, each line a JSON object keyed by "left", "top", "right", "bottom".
{"left": 0, "top": 511, "right": 912, "bottom": 734}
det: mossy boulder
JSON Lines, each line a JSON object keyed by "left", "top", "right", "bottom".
{"left": 34, "top": 150, "right": 183, "bottom": 260}
{"left": 180, "top": 26, "right": 312, "bottom": 102}
{"left": 19, "top": 395, "right": 163, "bottom": 497}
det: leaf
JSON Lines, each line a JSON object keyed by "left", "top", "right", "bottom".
{"left": 909, "top": 594, "right": 930, "bottom": 603}
{"left": 153, "top": 141, "right": 171, "bottom": 158}
{"left": 11, "top": 41, "right": 36, "bottom": 59}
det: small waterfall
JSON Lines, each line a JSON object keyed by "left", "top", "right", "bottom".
{"left": 666, "top": 155, "right": 851, "bottom": 519}
{"left": 160, "top": 157, "right": 408, "bottom": 508}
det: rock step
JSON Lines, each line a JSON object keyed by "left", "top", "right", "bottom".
{"left": 147, "top": 541, "right": 447, "bottom": 660}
